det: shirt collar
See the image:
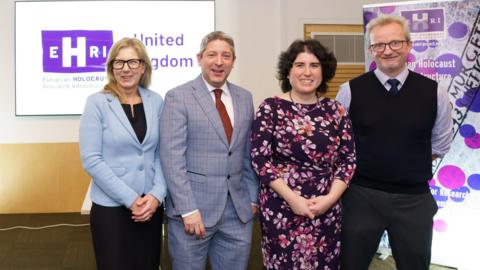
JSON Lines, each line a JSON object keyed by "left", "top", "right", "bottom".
{"left": 374, "top": 67, "right": 409, "bottom": 88}
{"left": 201, "top": 76, "right": 231, "bottom": 97}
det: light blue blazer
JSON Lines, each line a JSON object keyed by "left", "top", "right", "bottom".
{"left": 79, "top": 87, "right": 167, "bottom": 208}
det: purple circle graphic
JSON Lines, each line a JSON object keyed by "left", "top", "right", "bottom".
{"left": 437, "top": 165, "right": 466, "bottom": 189}
{"left": 413, "top": 40, "right": 428, "bottom": 52}
{"left": 414, "top": 59, "right": 436, "bottom": 76}
{"left": 470, "top": 88, "right": 480, "bottom": 112}
{"left": 435, "top": 54, "right": 462, "bottom": 77}
{"left": 448, "top": 22, "right": 469, "bottom": 39}
{"left": 369, "top": 61, "right": 376, "bottom": 71}
{"left": 467, "top": 174, "right": 480, "bottom": 190}
{"left": 459, "top": 124, "right": 476, "bottom": 138}
{"left": 465, "top": 134, "right": 480, "bottom": 149}
{"left": 450, "top": 186, "right": 470, "bottom": 203}
{"left": 455, "top": 88, "right": 480, "bottom": 112}
{"left": 428, "top": 178, "right": 436, "bottom": 186}
{"left": 428, "top": 40, "right": 439, "bottom": 48}
{"left": 433, "top": 219, "right": 448, "bottom": 232}
{"left": 379, "top": 6, "right": 396, "bottom": 14}
{"left": 430, "top": 185, "right": 448, "bottom": 203}
{"left": 407, "top": 53, "right": 416, "bottom": 63}
{"left": 364, "top": 11, "right": 378, "bottom": 26}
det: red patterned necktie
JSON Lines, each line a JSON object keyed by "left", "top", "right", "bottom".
{"left": 214, "top": 89, "right": 233, "bottom": 144}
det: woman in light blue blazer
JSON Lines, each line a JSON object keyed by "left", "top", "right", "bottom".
{"left": 79, "top": 37, "right": 166, "bottom": 270}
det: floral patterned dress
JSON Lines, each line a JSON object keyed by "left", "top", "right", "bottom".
{"left": 250, "top": 96, "right": 356, "bottom": 270}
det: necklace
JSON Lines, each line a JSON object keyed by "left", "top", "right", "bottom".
{"left": 289, "top": 91, "right": 322, "bottom": 115}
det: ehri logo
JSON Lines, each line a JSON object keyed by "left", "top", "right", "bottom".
{"left": 41, "top": 30, "right": 113, "bottom": 73}
{"left": 401, "top": 9, "right": 445, "bottom": 33}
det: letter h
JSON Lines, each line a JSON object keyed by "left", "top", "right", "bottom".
{"left": 62, "top": 37, "right": 86, "bottom": 67}
{"left": 412, "top": 13, "right": 429, "bottom": 32}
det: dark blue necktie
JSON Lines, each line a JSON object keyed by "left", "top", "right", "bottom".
{"left": 387, "top": 79, "right": 400, "bottom": 96}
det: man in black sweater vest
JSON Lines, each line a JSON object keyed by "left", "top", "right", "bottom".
{"left": 336, "top": 15, "right": 453, "bottom": 270}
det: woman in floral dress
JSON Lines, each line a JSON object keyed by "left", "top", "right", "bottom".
{"left": 250, "top": 39, "right": 356, "bottom": 270}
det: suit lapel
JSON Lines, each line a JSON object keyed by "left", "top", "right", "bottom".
{"left": 106, "top": 92, "right": 141, "bottom": 145}
{"left": 230, "top": 84, "right": 242, "bottom": 147}
{"left": 191, "top": 76, "right": 230, "bottom": 148}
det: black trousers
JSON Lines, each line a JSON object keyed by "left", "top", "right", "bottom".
{"left": 90, "top": 202, "right": 164, "bottom": 270}
{"left": 341, "top": 183, "right": 438, "bottom": 270}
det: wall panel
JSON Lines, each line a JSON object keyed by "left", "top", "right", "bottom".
{"left": 0, "top": 143, "right": 90, "bottom": 213}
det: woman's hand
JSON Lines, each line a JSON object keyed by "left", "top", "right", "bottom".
{"left": 286, "top": 194, "right": 315, "bottom": 219}
{"left": 308, "top": 195, "right": 336, "bottom": 216}
{"left": 130, "top": 194, "right": 160, "bottom": 222}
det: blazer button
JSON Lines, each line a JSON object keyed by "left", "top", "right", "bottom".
{"left": 227, "top": 175, "right": 231, "bottom": 179}
{"left": 228, "top": 151, "right": 232, "bottom": 156}
{"left": 139, "top": 165, "right": 144, "bottom": 171}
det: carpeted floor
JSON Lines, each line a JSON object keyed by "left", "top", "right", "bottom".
{"left": 0, "top": 213, "right": 455, "bottom": 270}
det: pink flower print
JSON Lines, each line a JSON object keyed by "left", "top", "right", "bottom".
{"left": 292, "top": 115, "right": 316, "bottom": 137}
{"left": 294, "top": 233, "right": 317, "bottom": 256}
{"left": 260, "top": 140, "right": 271, "bottom": 155}
{"left": 318, "top": 235, "right": 327, "bottom": 253}
{"left": 299, "top": 171, "right": 315, "bottom": 184}
{"left": 259, "top": 192, "right": 269, "bottom": 205}
{"left": 301, "top": 139, "right": 316, "bottom": 154}
{"left": 277, "top": 142, "right": 293, "bottom": 156}
{"left": 341, "top": 130, "right": 352, "bottom": 141}
{"left": 262, "top": 207, "right": 274, "bottom": 221}
{"left": 273, "top": 212, "right": 288, "bottom": 230}
{"left": 259, "top": 120, "right": 273, "bottom": 132}
{"left": 278, "top": 234, "right": 291, "bottom": 248}
{"left": 333, "top": 241, "right": 341, "bottom": 256}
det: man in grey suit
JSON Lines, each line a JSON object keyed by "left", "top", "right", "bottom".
{"left": 159, "top": 31, "right": 258, "bottom": 270}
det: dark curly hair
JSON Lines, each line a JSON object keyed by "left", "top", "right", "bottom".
{"left": 277, "top": 39, "right": 337, "bottom": 94}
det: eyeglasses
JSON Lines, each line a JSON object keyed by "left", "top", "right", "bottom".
{"left": 369, "top": 40, "right": 407, "bottom": 52}
{"left": 112, "top": 59, "right": 143, "bottom": 70}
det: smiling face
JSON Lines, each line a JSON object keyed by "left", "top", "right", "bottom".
{"left": 197, "top": 39, "right": 235, "bottom": 88}
{"left": 288, "top": 52, "right": 322, "bottom": 96}
{"left": 113, "top": 46, "right": 145, "bottom": 94}
{"left": 369, "top": 22, "right": 412, "bottom": 77}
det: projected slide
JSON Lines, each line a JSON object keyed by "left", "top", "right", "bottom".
{"left": 15, "top": 1, "right": 214, "bottom": 115}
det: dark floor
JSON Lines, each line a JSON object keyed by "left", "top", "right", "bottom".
{"left": 0, "top": 213, "right": 454, "bottom": 270}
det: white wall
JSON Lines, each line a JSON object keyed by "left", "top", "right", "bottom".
{"left": 0, "top": 0, "right": 409, "bottom": 144}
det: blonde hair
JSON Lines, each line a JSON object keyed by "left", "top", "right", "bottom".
{"left": 103, "top": 37, "right": 152, "bottom": 98}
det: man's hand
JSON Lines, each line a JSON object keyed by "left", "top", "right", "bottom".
{"left": 182, "top": 211, "right": 206, "bottom": 239}
{"left": 251, "top": 203, "right": 259, "bottom": 215}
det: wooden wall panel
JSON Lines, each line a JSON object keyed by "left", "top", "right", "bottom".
{"left": 0, "top": 143, "right": 91, "bottom": 213}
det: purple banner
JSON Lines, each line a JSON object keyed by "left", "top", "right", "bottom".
{"left": 42, "top": 30, "right": 113, "bottom": 73}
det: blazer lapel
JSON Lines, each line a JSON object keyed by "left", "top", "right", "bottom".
{"left": 106, "top": 93, "right": 141, "bottom": 144}
{"left": 139, "top": 87, "right": 152, "bottom": 144}
{"left": 191, "top": 76, "right": 230, "bottom": 148}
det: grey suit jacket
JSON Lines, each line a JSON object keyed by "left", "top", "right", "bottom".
{"left": 159, "top": 75, "right": 258, "bottom": 227}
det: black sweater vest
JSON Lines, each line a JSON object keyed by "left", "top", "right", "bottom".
{"left": 349, "top": 71, "right": 437, "bottom": 194}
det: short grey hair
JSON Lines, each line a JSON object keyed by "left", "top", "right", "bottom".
{"left": 366, "top": 14, "right": 411, "bottom": 45}
{"left": 199, "top": 31, "right": 235, "bottom": 56}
